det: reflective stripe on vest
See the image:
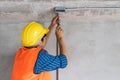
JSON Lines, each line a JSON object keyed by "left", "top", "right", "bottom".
{"left": 12, "top": 47, "right": 51, "bottom": 80}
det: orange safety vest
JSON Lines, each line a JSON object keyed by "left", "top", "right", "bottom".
{"left": 12, "top": 47, "right": 51, "bottom": 80}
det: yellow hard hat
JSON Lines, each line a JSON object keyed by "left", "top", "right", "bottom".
{"left": 22, "top": 22, "right": 49, "bottom": 47}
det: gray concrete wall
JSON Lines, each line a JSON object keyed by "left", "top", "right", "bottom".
{"left": 0, "top": 0, "right": 120, "bottom": 80}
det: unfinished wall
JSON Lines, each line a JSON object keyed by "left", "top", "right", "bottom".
{"left": 0, "top": 0, "right": 120, "bottom": 80}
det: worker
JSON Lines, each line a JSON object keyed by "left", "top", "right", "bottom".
{"left": 12, "top": 16, "right": 69, "bottom": 80}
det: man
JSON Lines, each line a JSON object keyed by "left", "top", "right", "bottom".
{"left": 12, "top": 16, "right": 69, "bottom": 80}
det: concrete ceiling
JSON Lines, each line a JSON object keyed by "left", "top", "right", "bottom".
{"left": 0, "top": 1, "right": 120, "bottom": 23}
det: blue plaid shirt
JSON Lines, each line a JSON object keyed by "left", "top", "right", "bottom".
{"left": 34, "top": 49, "right": 67, "bottom": 74}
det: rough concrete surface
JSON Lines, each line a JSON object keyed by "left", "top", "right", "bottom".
{"left": 0, "top": 0, "right": 120, "bottom": 80}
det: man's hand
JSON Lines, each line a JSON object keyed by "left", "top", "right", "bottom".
{"left": 50, "top": 15, "right": 59, "bottom": 29}
{"left": 55, "top": 27, "right": 64, "bottom": 41}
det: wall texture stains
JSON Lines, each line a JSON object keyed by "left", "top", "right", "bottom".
{"left": 0, "top": 0, "right": 120, "bottom": 80}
